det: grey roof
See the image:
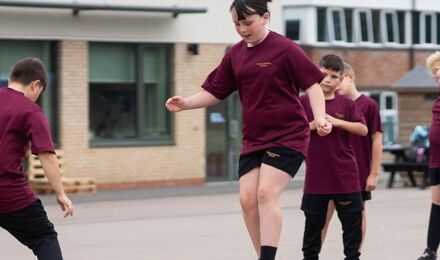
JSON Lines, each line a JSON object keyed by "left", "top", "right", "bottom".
{"left": 392, "top": 66, "right": 437, "bottom": 89}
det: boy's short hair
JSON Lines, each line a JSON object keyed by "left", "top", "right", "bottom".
{"left": 426, "top": 51, "right": 440, "bottom": 75}
{"left": 319, "top": 54, "right": 344, "bottom": 73}
{"left": 9, "top": 58, "right": 48, "bottom": 90}
{"left": 343, "top": 62, "right": 354, "bottom": 75}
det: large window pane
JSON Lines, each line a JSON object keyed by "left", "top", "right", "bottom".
{"left": 360, "top": 12, "right": 369, "bottom": 41}
{"left": 143, "top": 47, "right": 170, "bottom": 138}
{"left": 397, "top": 11, "right": 406, "bottom": 44}
{"left": 413, "top": 12, "right": 421, "bottom": 44}
{"left": 437, "top": 13, "right": 440, "bottom": 44}
{"left": 285, "top": 20, "right": 300, "bottom": 41}
{"left": 426, "top": 15, "right": 433, "bottom": 43}
{"left": 345, "top": 9, "right": 353, "bottom": 42}
{"left": 90, "top": 83, "right": 137, "bottom": 139}
{"left": 89, "top": 44, "right": 135, "bottom": 83}
{"left": 333, "top": 10, "right": 343, "bottom": 41}
{"left": 317, "top": 8, "right": 327, "bottom": 42}
{"left": 372, "top": 10, "right": 381, "bottom": 43}
{"left": 386, "top": 13, "right": 395, "bottom": 42}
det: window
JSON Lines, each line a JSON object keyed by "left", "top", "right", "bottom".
{"left": 317, "top": 8, "right": 328, "bottom": 42}
{"left": 397, "top": 11, "right": 406, "bottom": 44}
{"left": 0, "top": 41, "right": 58, "bottom": 145}
{"left": 364, "top": 91, "right": 398, "bottom": 145}
{"left": 420, "top": 12, "right": 437, "bottom": 44}
{"left": 327, "top": 8, "right": 348, "bottom": 42}
{"left": 413, "top": 11, "right": 421, "bottom": 44}
{"left": 285, "top": 20, "right": 301, "bottom": 41}
{"left": 372, "top": 10, "right": 382, "bottom": 43}
{"left": 437, "top": 13, "right": 440, "bottom": 44}
{"left": 345, "top": 9, "right": 354, "bottom": 43}
{"left": 284, "top": 8, "right": 305, "bottom": 42}
{"left": 89, "top": 43, "right": 172, "bottom": 146}
{"left": 354, "top": 9, "right": 373, "bottom": 43}
{"left": 381, "top": 11, "right": 400, "bottom": 44}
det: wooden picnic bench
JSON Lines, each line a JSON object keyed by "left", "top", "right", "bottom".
{"left": 381, "top": 144, "right": 430, "bottom": 189}
{"left": 381, "top": 161, "right": 429, "bottom": 189}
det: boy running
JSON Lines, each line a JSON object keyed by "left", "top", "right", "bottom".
{"left": 0, "top": 58, "right": 73, "bottom": 260}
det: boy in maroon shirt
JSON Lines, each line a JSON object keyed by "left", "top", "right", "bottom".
{"left": 300, "top": 54, "right": 367, "bottom": 260}
{"left": 321, "top": 62, "right": 383, "bottom": 250}
{"left": 0, "top": 58, "right": 73, "bottom": 259}
{"left": 417, "top": 52, "right": 440, "bottom": 260}
{"left": 166, "top": 1, "right": 331, "bottom": 259}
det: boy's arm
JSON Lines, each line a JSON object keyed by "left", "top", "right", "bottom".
{"left": 366, "top": 131, "right": 383, "bottom": 191}
{"left": 305, "top": 83, "right": 332, "bottom": 136}
{"left": 325, "top": 114, "right": 368, "bottom": 136}
{"left": 166, "top": 90, "right": 221, "bottom": 112}
{"left": 39, "top": 152, "right": 74, "bottom": 218}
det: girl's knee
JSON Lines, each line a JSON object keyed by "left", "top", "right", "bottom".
{"left": 240, "top": 191, "right": 258, "bottom": 211}
{"left": 257, "top": 186, "right": 278, "bottom": 205}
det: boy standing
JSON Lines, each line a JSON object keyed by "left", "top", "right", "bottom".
{"left": 321, "top": 62, "right": 383, "bottom": 249}
{"left": 300, "top": 54, "right": 367, "bottom": 260}
{"left": 0, "top": 58, "right": 73, "bottom": 259}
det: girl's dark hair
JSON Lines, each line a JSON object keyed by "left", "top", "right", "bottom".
{"left": 319, "top": 54, "right": 344, "bottom": 73}
{"left": 10, "top": 58, "right": 48, "bottom": 90}
{"left": 230, "top": 0, "right": 272, "bottom": 21}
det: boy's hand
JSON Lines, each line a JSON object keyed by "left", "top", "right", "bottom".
{"left": 316, "top": 118, "right": 332, "bottom": 136}
{"left": 325, "top": 114, "right": 341, "bottom": 127}
{"left": 56, "top": 194, "right": 74, "bottom": 218}
{"left": 365, "top": 174, "right": 379, "bottom": 191}
{"left": 165, "top": 96, "right": 186, "bottom": 112}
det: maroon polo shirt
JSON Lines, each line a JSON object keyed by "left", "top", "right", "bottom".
{"left": 202, "top": 31, "right": 325, "bottom": 157}
{"left": 0, "top": 88, "right": 55, "bottom": 213}
{"left": 430, "top": 95, "right": 440, "bottom": 168}
{"left": 351, "top": 94, "right": 382, "bottom": 191}
{"left": 301, "top": 94, "right": 365, "bottom": 194}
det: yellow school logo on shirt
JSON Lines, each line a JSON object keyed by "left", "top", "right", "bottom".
{"left": 257, "top": 62, "right": 272, "bottom": 68}
{"left": 335, "top": 113, "right": 345, "bottom": 119}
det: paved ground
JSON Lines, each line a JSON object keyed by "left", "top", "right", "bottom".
{"left": 0, "top": 178, "right": 433, "bottom": 260}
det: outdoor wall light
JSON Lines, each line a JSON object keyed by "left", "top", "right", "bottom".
{"left": 187, "top": 43, "right": 199, "bottom": 55}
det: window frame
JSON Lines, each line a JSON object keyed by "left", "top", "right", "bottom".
{"left": 363, "top": 91, "right": 399, "bottom": 145}
{"left": 88, "top": 42, "right": 174, "bottom": 148}
{"left": 327, "top": 7, "right": 348, "bottom": 43}
{"left": 380, "top": 10, "right": 400, "bottom": 45}
{"left": 420, "top": 12, "right": 437, "bottom": 45}
{"left": 354, "top": 9, "right": 374, "bottom": 44}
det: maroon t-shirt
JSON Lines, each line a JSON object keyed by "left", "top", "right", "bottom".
{"left": 202, "top": 31, "right": 325, "bottom": 156}
{"left": 429, "top": 95, "right": 440, "bottom": 168}
{"left": 300, "top": 94, "right": 365, "bottom": 194}
{"left": 0, "top": 88, "right": 55, "bottom": 213}
{"left": 351, "top": 94, "right": 382, "bottom": 191}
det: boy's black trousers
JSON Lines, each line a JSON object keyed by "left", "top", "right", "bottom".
{"left": 301, "top": 193, "right": 363, "bottom": 260}
{"left": 0, "top": 199, "right": 63, "bottom": 260}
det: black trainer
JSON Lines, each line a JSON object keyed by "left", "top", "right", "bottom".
{"left": 418, "top": 248, "right": 437, "bottom": 260}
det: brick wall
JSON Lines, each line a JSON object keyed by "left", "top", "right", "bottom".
{"left": 58, "top": 41, "right": 227, "bottom": 188}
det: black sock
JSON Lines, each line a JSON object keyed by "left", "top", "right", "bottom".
{"left": 260, "top": 246, "right": 277, "bottom": 260}
{"left": 427, "top": 203, "right": 440, "bottom": 252}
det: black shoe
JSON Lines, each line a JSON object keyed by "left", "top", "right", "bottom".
{"left": 417, "top": 248, "right": 437, "bottom": 260}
